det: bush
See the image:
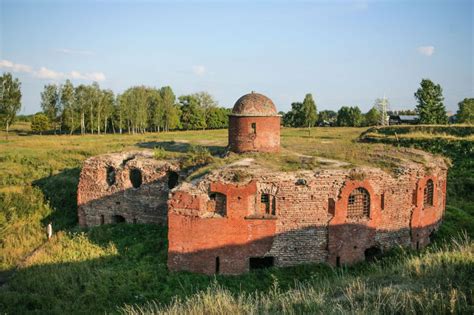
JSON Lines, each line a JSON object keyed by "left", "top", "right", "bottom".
{"left": 182, "top": 145, "right": 214, "bottom": 168}
{"left": 30, "top": 113, "right": 50, "bottom": 134}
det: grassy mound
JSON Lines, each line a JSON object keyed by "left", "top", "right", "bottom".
{"left": 0, "top": 125, "right": 472, "bottom": 314}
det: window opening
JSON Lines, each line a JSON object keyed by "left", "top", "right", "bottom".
{"left": 347, "top": 187, "right": 370, "bottom": 218}
{"left": 129, "top": 168, "right": 142, "bottom": 188}
{"left": 112, "top": 215, "right": 126, "bottom": 224}
{"left": 381, "top": 193, "right": 385, "bottom": 210}
{"left": 423, "top": 179, "right": 434, "bottom": 207}
{"left": 271, "top": 196, "right": 276, "bottom": 215}
{"left": 215, "top": 257, "right": 220, "bottom": 274}
{"left": 249, "top": 257, "right": 274, "bottom": 270}
{"left": 328, "top": 198, "right": 336, "bottom": 216}
{"left": 167, "top": 171, "right": 179, "bottom": 189}
{"left": 364, "top": 247, "right": 382, "bottom": 262}
{"left": 261, "top": 194, "right": 270, "bottom": 214}
{"left": 208, "top": 192, "right": 226, "bottom": 216}
{"left": 251, "top": 122, "right": 256, "bottom": 134}
{"left": 106, "top": 166, "right": 116, "bottom": 186}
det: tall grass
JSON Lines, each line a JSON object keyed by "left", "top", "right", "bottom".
{"left": 122, "top": 234, "right": 473, "bottom": 315}
{"left": 0, "top": 125, "right": 472, "bottom": 314}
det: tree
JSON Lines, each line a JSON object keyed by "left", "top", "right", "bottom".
{"left": 374, "top": 97, "right": 390, "bottom": 125}
{"left": 414, "top": 79, "right": 447, "bottom": 124}
{"left": 31, "top": 113, "right": 50, "bottom": 134}
{"left": 0, "top": 72, "right": 22, "bottom": 139}
{"left": 161, "top": 86, "right": 180, "bottom": 131}
{"left": 60, "top": 80, "right": 76, "bottom": 134}
{"left": 364, "top": 107, "right": 381, "bottom": 126}
{"left": 178, "top": 95, "right": 206, "bottom": 130}
{"left": 317, "top": 110, "right": 337, "bottom": 126}
{"left": 456, "top": 98, "right": 474, "bottom": 124}
{"left": 302, "top": 93, "right": 318, "bottom": 128}
{"left": 192, "top": 91, "right": 218, "bottom": 110}
{"left": 206, "top": 107, "right": 229, "bottom": 129}
{"left": 41, "top": 84, "right": 60, "bottom": 133}
{"left": 283, "top": 102, "right": 304, "bottom": 127}
{"left": 337, "top": 106, "right": 363, "bottom": 127}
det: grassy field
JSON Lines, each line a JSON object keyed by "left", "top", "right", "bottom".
{"left": 0, "top": 123, "right": 472, "bottom": 314}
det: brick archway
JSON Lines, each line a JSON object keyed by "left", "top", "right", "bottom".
{"left": 411, "top": 175, "right": 441, "bottom": 249}
{"left": 327, "top": 180, "right": 382, "bottom": 266}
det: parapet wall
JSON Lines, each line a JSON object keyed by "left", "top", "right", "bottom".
{"left": 77, "top": 151, "right": 181, "bottom": 227}
{"left": 167, "top": 152, "right": 448, "bottom": 274}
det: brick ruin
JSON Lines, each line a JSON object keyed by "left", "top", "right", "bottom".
{"left": 77, "top": 151, "right": 180, "bottom": 226}
{"left": 167, "top": 156, "right": 447, "bottom": 274}
{"left": 77, "top": 92, "right": 448, "bottom": 275}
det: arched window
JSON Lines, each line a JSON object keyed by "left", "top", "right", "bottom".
{"left": 129, "top": 168, "right": 142, "bottom": 188}
{"left": 423, "top": 179, "right": 434, "bottom": 207}
{"left": 347, "top": 187, "right": 370, "bottom": 218}
{"left": 112, "top": 215, "right": 126, "bottom": 224}
{"left": 167, "top": 171, "right": 179, "bottom": 189}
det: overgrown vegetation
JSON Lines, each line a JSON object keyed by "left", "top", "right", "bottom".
{"left": 0, "top": 125, "right": 472, "bottom": 314}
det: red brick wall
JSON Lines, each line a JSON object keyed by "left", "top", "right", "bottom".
{"left": 411, "top": 175, "right": 446, "bottom": 249}
{"left": 167, "top": 181, "right": 277, "bottom": 274}
{"left": 228, "top": 116, "right": 280, "bottom": 153}
{"left": 168, "top": 163, "right": 448, "bottom": 274}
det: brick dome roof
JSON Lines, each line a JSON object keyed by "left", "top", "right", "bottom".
{"left": 231, "top": 92, "right": 277, "bottom": 116}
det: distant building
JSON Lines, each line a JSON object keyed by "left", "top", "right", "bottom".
{"left": 389, "top": 115, "right": 420, "bottom": 125}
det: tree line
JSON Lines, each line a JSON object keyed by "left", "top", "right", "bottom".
{"left": 37, "top": 80, "right": 230, "bottom": 135}
{"left": 1, "top": 72, "right": 473, "bottom": 137}
{"left": 282, "top": 79, "right": 473, "bottom": 127}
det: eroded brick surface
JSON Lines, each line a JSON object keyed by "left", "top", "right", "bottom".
{"left": 228, "top": 116, "right": 280, "bottom": 153}
{"left": 77, "top": 151, "right": 180, "bottom": 227}
{"left": 168, "top": 154, "right": 448, "bottom": 274}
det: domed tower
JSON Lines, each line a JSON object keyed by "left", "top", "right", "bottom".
{"left": 228, "top": 92, "right": 280, "bottom": 153}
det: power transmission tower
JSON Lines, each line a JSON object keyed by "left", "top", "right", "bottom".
{"left": 375, "top": 96, "right": 390, "bottom": 126}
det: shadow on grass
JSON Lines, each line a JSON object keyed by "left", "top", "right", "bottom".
{"left": 135, "top": 141, "right": 226, "bottom": 155}
{"left": 0, "top": 222, "right": 471, "bottom": 315}
{"left": 33, "top": 168, "right": 81, "bottom": 230}
{"left": 0, "top": 223, "right": 337, "bottom": 314}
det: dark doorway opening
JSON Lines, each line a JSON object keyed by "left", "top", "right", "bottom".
{"left": 100, "top": 215, "right": 105, "bottom": 225}
{"left": 129, "top": 168, "right": 142, "bottom": 188}
{"left": 215, "top": 257, "right": 220, "bottom": 274}
{"left": 429, "top": 230, "right": 436, "bottom": 243}
{"left": 112, "top": 215, "right": 126, "bottom": 224}
{"left": 106, "top": 166, "right": 116, "bottom": 186}
{"left": 336, "top": 256, "right": 341, "bottom": 267}
{"left": 168, "top": 171, "right": 179, "bottom": 189}
{"left": 364, "top": 246, "right": 382, "bottom": 262}
{"left": 249, "top": 257, "right": 274, "bottom": 270}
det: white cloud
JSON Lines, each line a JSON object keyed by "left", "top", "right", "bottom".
{"left": 0, "top": 59, "right": 106, "bottom": 82}
{"left": 34, "top": 67, "right": 64, "bottom": 80}
{"left": 192, "top": 65, "right": 206, "bottom": 76}
{"left": 0, "top": 59, "right": 32, "bottom": 73}
{"left": 56, "top": 48, "right": 94, "bottom": 56}
{"left": 70, "top": 70, "right": 106, "bottom": 81}
{"left": 417, "top": 46, "right": 435, "bottom": 56}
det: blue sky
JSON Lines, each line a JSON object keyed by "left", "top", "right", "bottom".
{"left": 1, "top": 0, "right": 472, "bottom": 114}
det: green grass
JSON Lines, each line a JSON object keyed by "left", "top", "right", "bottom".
{"left": 0, "top": 124, "right": 472, "bottom": 314}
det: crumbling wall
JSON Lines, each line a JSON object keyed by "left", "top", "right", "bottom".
{"left": 167, "top": 153, "right": 448, "bottom": 274}
{"left": 77, "top": 151, "right": 180, "bottom": 227}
